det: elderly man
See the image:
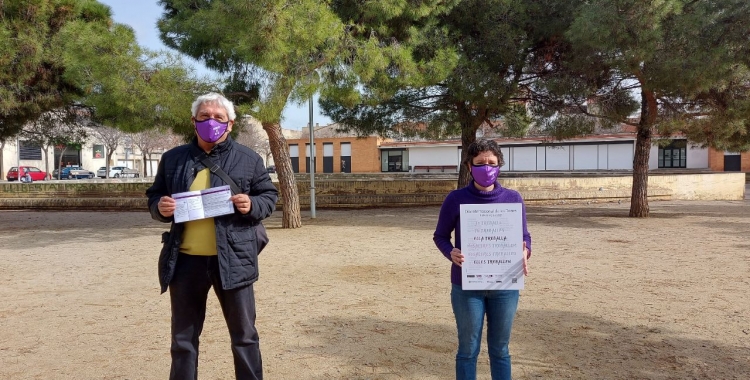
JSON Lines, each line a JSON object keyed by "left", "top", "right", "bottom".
{"left": 146, "top": 92, "right": 278, "bottom": 380}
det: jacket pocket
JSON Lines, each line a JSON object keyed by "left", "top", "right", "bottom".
{"left": 255, "top": 223, "right": 269, "bottom": 254}
{"left": 158, "top": 230, "right": 180, "bottom": 289}
{"left": 228, "top": 229, "right": 257, "bottom": 267}
{"left": 158, "top": 231, "right": 172, "bottom": 286}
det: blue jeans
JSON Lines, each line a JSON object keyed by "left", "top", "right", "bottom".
{"left": 451, "top": 284, "right": 519, "bottom": 380}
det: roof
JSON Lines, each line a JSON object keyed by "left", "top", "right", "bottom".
{"left": 380, "top": 133, "right": 644, "bottom": 149}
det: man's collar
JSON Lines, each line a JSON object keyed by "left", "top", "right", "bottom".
{"left": 190, "top": 135, "right": 233, "bottom": 157}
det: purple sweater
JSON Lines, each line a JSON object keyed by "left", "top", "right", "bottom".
{"left": 433, "top": 181, "right": 532, "bottom": 286}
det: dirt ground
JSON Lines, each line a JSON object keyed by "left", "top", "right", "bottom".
{"left": 0, "top": 199, "right": 748, "bottom": 380}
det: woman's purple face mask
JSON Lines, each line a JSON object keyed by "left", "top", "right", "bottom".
{"left": 470, "top": 164, "right": 500, "bottom": 187}
{"left": 470, "top": 151, "right": 500, "bottom": 187}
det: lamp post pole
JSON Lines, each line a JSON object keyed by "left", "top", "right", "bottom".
{"left": 309, "top": 96, "right": 316, "bottom": 218}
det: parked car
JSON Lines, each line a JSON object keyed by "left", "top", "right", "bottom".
{"left": 266, "top": 165, "right": 276, "bottom": 173}
{"left": 6, "top": 166, "right": 49, "bottom": 182}
{"left": 53, "top": 166, "right": 95, "bottom": 180}
{"left": 97, "top": 166, "right": 140, "bottom": 178}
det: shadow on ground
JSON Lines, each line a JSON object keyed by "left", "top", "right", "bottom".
{"left": 0, "top": 211, "right": 163, "bottom": 249}
{"left": 291, "top": 309, "right": 749, "bottom": 379}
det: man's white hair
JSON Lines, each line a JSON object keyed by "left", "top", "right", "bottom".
{"left": 191, "top": 93, "right": 236, "bottom": 121}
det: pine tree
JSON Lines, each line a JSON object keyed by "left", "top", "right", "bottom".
{"left": 532, "top": 0, "right": 750, "bottom": 217}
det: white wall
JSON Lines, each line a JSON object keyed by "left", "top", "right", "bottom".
{"left": 408, "top": 146, "right": 460, "bottom": 168}
{"left": 607, "top": 144, "right": 633, "bottom": 170}
{"left": 545, "top": 146, "right": 570, "bottom": 170}
{"left": 2, "top": 141, "right": 20, "bottom": 179}
{"left": 511, "top": 146, "right": 537, "bottom": 171}
{"left": 573, "top": 145, "right": 598, "bottom": 170}
{"left": 82, "top": 142, "right": 107, "bottom": 172}
{"left": 687, "top": 145, "right": 709, "bottom": 169}
{"left": 500, "top": 147, "right": 510, "bottom": 170}
{"left": 647, "top": 144, "right": 707, "bottom": 170}
{"left": 536, "top": 147, "right": 546, "bottom": 171}
{"left": 648, "top": 145, "right": 659, "bottom": 169}
{"left": 597, "top": 145, "right": 609, "bottom": 170}
{"left": 498, "top": 142, "right": 636, "bottom": 171}
{"left": 1, "top": 140, "right": 55, "bottom": 177}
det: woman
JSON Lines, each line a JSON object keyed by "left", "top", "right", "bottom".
{"left": 433, "top": 139, "right": 531, "bottom": 380}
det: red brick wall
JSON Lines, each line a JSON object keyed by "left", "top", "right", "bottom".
{"left": 708, "top": 148, "right": 724, "bottom": 171}
{"left": 742, "top": 153, "right": 750, "bottom": 172}
{"left": 708, "top": 147, "right": 750, "bottom": 172}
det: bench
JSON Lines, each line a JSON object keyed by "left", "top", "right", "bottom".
{"left": 119, "top": 169, "right": 140, "bottom": 178}
{"left": 413, "top": 165, "right": 458, "bottom": 173}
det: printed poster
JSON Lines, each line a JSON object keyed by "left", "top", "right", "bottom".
{"left": 459, "top": 203, "right": 525, "bottom": 290}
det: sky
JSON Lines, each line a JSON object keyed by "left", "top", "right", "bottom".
{"left": 98, "top": 0, "right": 332, "bottom": 130}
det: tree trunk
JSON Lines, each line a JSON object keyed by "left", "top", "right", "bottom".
{"left": 142, "top": 153, "right": 148, "bottom": 176}
{"left": 42, "top": 145, "right": 50, "bottom": 177}
{"left": 58, "top": 145, "right": 67, "bottom": 179}
{"left": 457, "top": 105, "right": 482, "bottom": 188}
{"left": 629, "top": 89, "right": 657, "bottom": 217}
{"left": 1, "top": 140, "right": 5, "bottom": 180}
{"left": 105, "top": 151, "right": 114, "bottom": 178}
{"left": 263, "top": 121, "right": 302, "bottom": 228}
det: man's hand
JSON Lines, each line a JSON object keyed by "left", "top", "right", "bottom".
{"left": 231, "top": 194, "right": 252, "bottom": 214}
{"left": 158, "top": 196, "right": 176, "bottom": 217}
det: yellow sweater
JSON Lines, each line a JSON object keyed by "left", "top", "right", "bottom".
{"left": 179, "top": 169, "right": 218, "bottom": 256}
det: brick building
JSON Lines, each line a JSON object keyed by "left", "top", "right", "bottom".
{"left": 707, "top": 149, "right": 750, "bottom": 172}
{"left": 273, "top": 122, "right": 750, "bottom": 174}
{"left": 285, "top": 124, "right": 386, "bottom": 173}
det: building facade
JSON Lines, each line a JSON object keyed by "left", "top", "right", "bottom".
{"left": 1, "top": 137, "right": 163, "bottom": 180}
{"left": 284, "top": 135, "right": 384, "bottom": 173}
{"left": 8, "top": 123, "right": 748, "bottom": 180}
{"left": 379, "top": 135, "right": 748, "bottom": 173}
{"left": 282, "top": 126, "right": 750, "bottom": 174}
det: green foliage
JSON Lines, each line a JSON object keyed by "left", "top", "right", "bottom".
{"left": 323, "top": 0, "right": 578, "bottom": 140}
{"left": 0, "top": 0, "right": 213, "bottom": 141}
{"left": 532, "top": 0, "right": 750, "bottom": 148}
{"left": 0, "top": 0, "right": 110, "bottom": 139}
{"left": 158, "top": 0, "right": 347, "bottom": 121}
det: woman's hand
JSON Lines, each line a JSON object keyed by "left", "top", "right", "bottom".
{"left": 522, "top": 241, "right": 530, "bottom": 276}
{"left": 450, "top": 248, "right": 464, "bottom": 267}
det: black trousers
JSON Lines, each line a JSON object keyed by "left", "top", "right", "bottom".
{"left": 169, "top": 253, "right": 262, "bottom": 380}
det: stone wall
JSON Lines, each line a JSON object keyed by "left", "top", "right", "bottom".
{"left": 0, "top": 180, "right": 152, "bottom": 210}
{"left": 0, "top": 172, "right": 744, "bottom": 211}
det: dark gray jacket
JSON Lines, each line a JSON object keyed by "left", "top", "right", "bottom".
{"left": 146, "top": 136, "right": 278, "bottom": 293}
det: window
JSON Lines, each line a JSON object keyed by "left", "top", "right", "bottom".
{"left": 19, "top": 140, "right": 43, "bottom": 160}
{"left": 289, "top": 144, "right": 299, "bottom": 173}
{"left": 305, "top": 143, "right": 316, "bottom": 173}
{"left": 93, "top": 144, "right": 104, "bottom": 159}
{"left": 658, "top": 140, "right": 687, "bottom": 168}
{"left": 340, "top": 142, "right": 351, "bottom": 173}
{"left": 381, "top": 149, "right": 409, "bottom": 172}
{"left": 323, "top": 143, "right": 334, "bottom": 173}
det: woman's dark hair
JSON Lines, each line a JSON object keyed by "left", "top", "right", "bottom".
{"left": 462, "top": 139, "right": 505, "bottom": 167}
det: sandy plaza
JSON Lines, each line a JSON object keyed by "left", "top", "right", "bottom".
{"left": 0, "top": 199, "right": 748, "bottom": 379}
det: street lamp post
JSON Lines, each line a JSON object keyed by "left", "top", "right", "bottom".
{"left": 309, "top": 96, "right": 316, "bottom": 218}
